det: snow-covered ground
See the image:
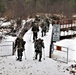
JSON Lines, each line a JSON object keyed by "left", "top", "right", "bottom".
{"left": 0, "top": 24, "right": 76, "bottom": 75}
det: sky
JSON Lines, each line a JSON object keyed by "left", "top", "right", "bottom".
{"left": 0, "top": 22, "right": 76, "bottom": 75}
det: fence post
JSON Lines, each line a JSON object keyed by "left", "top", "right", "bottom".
{"left": 49, "top": 30, "right": 53, "bottom": 58}
{"left": 12, "top": 42, "right": 15, "bottom": 55}
{"left": 67, "top": 48, "right": 69, "bottom": 64}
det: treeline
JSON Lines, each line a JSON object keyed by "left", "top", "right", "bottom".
{"left": 0, "top": 0, "right": 76, "bottom": 18}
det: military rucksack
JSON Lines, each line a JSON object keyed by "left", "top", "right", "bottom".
{"left": 35, "top": 39, "right": 44, "bottom": 53}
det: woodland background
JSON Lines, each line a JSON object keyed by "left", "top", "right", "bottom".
{"left": 0, "top": 0, "right": 76, "bottom": 18}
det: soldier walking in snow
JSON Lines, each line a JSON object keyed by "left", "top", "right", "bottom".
{"left": 14, "top": 36, "right": 26, "bottom": 61}
{"left": 16, "top": 17, "right": 22, "bottom": 32}
{"left": 41, "top": 21, "right": 47, "bottom": 37}
{"left": 31, "top": 20, "right": 39, "bottom": 42}
{"left": 45, "top": 18, "right": 50, "bottom": 32}
{"left": 34, "top": 38, "right": 45, "bottom": 62}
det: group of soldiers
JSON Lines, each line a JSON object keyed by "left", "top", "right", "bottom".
{"left": 32, "top": 15, "right": 50, "bottom": 41}
{"left": 14, "top": 15, "right": 50, "bottom": 62}
{"left": 40, "top": 18, "right": 50, "bottom": 37}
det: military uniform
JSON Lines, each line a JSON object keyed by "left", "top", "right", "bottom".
{"left": 41, "top": 21, "right": 47, "bottom": 37}
{"left": 34, "top": 38, "right": 45, "bottom": 62}
{"left": 35, "top": 15, "right": 40, "bottom": 22}
{"left": 45, "top": 18, "right": 50, "bottom": 31}
{"left": 14, "top": 37, "right": 25, "bottom": 61}
{"left": 16, "top": 18, "right": 22, "bottom": 31}
{"left": 32, "top": 21, "right": 39, "bottom": 42}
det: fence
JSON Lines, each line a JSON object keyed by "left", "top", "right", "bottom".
{"left": 52, "top": 44, "right": 69, "bottom": 63}
{"left": 0, "top": 41, "right": 14, "bottom": 57}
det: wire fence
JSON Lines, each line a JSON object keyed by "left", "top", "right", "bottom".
{"left": 0, "top": 41, "right": 14, "bottom": 57}
{"left": 52, "top": 44, "right": 69, "bottom": 63}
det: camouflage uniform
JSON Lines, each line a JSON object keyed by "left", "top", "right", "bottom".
{"left": 35, "top": 15, "right": 40, "bottom": 22}
{"left": 41, "top": 21, "right": 47, "bottom": 37}
{"left": 16, "top": 18, "right": 22, "bottom": 31}
{"left": 16, "top": 18, "right": 22, "bottom": 26}
{"left": 52, "top": 20, "right": 55, "bottom": 26}
{"left": 32, "top": 21, "right": 39, "bottom": 42}
{"left": 15, "top": 37, "right": 25, "bottom": 61}
{"left": 45, "top": 18, "right": 50, "bottom": 31}
{"left": 34, "top": 38, "right": 45, "bottom": 61}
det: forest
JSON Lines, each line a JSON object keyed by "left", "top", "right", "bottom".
{"left": 0, "top": 0, "right": 76, "bottom": 18}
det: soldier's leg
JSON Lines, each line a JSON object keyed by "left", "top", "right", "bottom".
{"left": 34, "top": 33, "right": 37, "bottom": 41}
{"left": 44, "top": 30, "right": 46, "bottom": 36}
{"left": 35, "top": 52, "right": 38, "bottom": 59}
{"left": 33, "top": 33, "right": 35, "bottom": 41}
{"left": 17, "top": 49, "right": 19, "bottom": 60}
{"left": 33, "top": 32, "right": 34, "bottom": 40}
{"left": 35, "top": 32, "right": 37, "bottom": 40}
{"left": 39, "top": 52, "right": 42, "bottom": 61}
{"left": 20, "top": 52, "right": 23, "bottom": 60}
{"left": 41, "top": 30, "right": 43, "bottom": 37}
{"left": 46, "top": 26, "right": 49, "bottom": 32}
{"left": 47, "top": 26, "right": 49, "bottom": 32}
{"left": 18, "top": 50, "right": 23, "bottom": 61}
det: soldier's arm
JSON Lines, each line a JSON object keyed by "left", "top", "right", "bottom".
{"left": 42, "top": 42, "right": 45, "bottom": 48}
{"left": 14, "top": 38, "right": 18, "bottom": 48}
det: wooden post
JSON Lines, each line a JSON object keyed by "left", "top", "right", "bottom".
{"left": 67, "top": 48, "right": 68, "bottom": 64}
{"left": 49, "top": 29, "right": 53, "bottom": 58}
{"left": 12, "top": 42, "right": 15, "bottom": 55}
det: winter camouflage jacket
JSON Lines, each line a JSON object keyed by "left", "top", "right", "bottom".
{"left": 15, "top": 37, "right": 26, "bottom": 51}
{"left": 34, "top": 38, "right": 44, "bottom": 52}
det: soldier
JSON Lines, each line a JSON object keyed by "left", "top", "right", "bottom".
{"left": 35, "top": 15, "right": 40, "bottom": 22}
{"left": 45, "top": 18, "right": 50, "bottom": 32}
{"left": 34, "top": 38, "right": 45, "bottom": 62}
{"left": 41, "top": 21, "right": 47, "bottom": 37}
{"left": 16, "top": 17, "right": 22, "bottom": 26}
{"left": 31, "top": 21, "right": 39, "bottom": 42}
{"left": 16, "top": 17, "right": 22, "bottom": 31}
{"left": 14, "top": 36, "right": 26, "bottom": 61}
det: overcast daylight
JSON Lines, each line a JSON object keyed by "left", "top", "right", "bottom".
{"left": 0, "top": 0, "right": 76, "bottom": 75}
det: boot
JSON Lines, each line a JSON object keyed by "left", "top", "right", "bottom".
{"left": 16, "top": 58, "right": 19, "bottom": 61}
{"left": 19, "top": 56, "right": 22, "bottom": 61}
{"left": 35, "top": 57, "right": 37, "bottom": 60}
{"left": 39, "top": 59, "right": 41, "bottom": 62}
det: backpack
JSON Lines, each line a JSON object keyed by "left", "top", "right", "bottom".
{"left": 32, "top": 25, "right": 39, "bottom": 32}
{"left": 35, "top": 39, "right": 44, "bottom": 53}
{"left": 15, "top": 37, "right": 26, "bottom": 51}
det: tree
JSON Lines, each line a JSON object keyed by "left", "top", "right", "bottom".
{"left": 0, "top": 0, "right": 6, "bottom": 16}
{"left": 0, "top": 0, "right": 76, "bottom": 18}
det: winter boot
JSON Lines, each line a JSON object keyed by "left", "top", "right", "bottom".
{"left": 16, "top": 58, "right": 19, "bottom": 61}
{"left": 39, "top": 59, "right": 41, "bottom": 62}
{"left": 19, "top": 56, "right": 22, "bottom": 61}
{"left": 35, "top": 56, "right": 37, "bottom": 60}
